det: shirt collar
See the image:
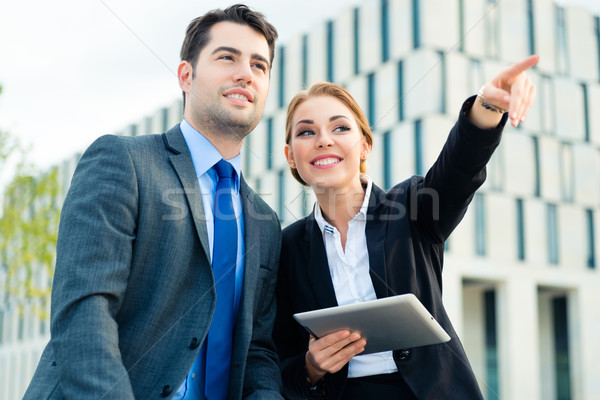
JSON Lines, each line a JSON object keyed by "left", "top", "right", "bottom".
{"left": 180, "top": 119, "right": 242, "bottom": 191}
{"left": 314, "top": 175, "right": 373, "bottom": 235}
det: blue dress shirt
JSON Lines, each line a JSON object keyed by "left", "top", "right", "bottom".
{"left": 175, "top": 119, "right": 245, "bottom": 399}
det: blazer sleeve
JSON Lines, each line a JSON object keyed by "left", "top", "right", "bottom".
{"left": 243, "top": 211, "right": 285, "bottom": 399}
{"left": 49, "top": 135, "right": 138, "bottom": 399}
{"left": 415, "top": 96, "right": 507, "bottom": 243}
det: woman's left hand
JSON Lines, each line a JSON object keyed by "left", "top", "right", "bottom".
{"left": 471, "top": 54, "right": 539, "bottom": 129}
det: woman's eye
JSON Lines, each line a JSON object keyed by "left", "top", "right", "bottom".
{"left": 296, "top": 130, "right": 314, "bottom": 137}
{"left": 333, "top": 126, "right": 350, "bottom": 133}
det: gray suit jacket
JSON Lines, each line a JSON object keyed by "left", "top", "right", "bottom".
{"left": 23, "top": 125, "right": 283, "bottom": 399}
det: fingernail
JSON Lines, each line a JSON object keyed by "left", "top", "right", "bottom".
{"left": 520, "top": 116, "right": 526, "bottom": 122}
{"left": 351, "top": 333, "right": 361, "bottom": 340}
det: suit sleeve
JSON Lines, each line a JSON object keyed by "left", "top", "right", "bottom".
{"left": 243, "top": 214, "right": 285, "bottom": 399}
{"left": 50, "top": 135, "right": 137, "bottom": 399}
{"left": 415, "top": 96, "right": 507, "bottom": 243}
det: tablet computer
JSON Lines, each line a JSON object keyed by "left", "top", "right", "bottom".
{"left": 293, "top": 293, "right": 451, "bottom": 354}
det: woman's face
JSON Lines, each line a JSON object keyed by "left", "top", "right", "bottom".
{"left": 285, "top": 95, "right": 371, "bottom": 192}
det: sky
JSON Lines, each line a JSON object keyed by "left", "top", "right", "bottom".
{"left": 0, "top": 0, "right": 598, "bottom": 183}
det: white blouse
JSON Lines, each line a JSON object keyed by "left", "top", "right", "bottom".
{"left": 314, "top": 176, "right": 398, "bottom": 378}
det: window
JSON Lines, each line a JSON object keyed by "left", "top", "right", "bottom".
{"left": 485, "top": 0, "right": 500, "bottom": 59}
{"left": 412, "top": 0, "right": 420, "bottom": 49}
{"left": 353, "top": 7, "right": 360, "bottom": 75}
{"left": 415, "top": 119, "right": 423, "bottom": 175}
{"left": 244, "top": 135, "right": 252, "bottom": 176}
{"left": 484, "top": 290, "right": 500, "bottom": 400}
{"left": 161, "top": 108, "right": 169, "bottom": 132}
{"left": 327, "top": 21, "right": 334, "bottom": 82}
{"left": 458, "top": 0, "right": 465, "bottom": 52}
{"left": 553, "top": 296, "right": 572, "bottom": 400}
{"left": 559, "top": 144, "right": 574, "bottom": 203}
{"left": 596, "top": 17, "right": 600, "bottom": 82}
{"left": 397, "top": 61, "right": 404, "bottom": 121}
{"left": 475, "top": 193, "right": 486, "bottom": 256}
{"left": 438, "top": 51, "right": 446, "bottom": 114}
{"left": 278, "top": 170, "right": 285, "bottom": 224}
{"left": 266, "top": 118, "right": 273, "bottom": 170}
{"left": 527, "top": 0, "right": 535, "bottom": 55}
{"left": 383, "top": 131, "right": 391, "bottom": 189}
{"left": 533, "top": 136, "right": 541, "bottom": 197}
{"left": 556, "top": 6, "right": 569, "bottom": 76}
{"left": 278, "top": 45, "right": 285, "bottom": 108}
{"left": 367, "top": 72, "right": 376, "bottom": 127}
{"left": 381, "top": 0, "right": 390, "bottom": 62}
{"left": 586, "top": 209, "right": 596, "bottom": 269}
{"left": 547, "top": 204, "right": 559, "bottom": 265}
{"left": 301, "top": 34, "right": 308, "bottom": 88}
{"left": 516, "top": 198, "right": 525, "bottom": 260}
{"left": 582, "top": 84, "right": 590, "bottom": 142}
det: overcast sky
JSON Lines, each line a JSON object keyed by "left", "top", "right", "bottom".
{"left": 0, "top": 0, "right": 598, "bottom": 183}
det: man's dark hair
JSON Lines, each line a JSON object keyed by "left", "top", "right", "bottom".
{"left": 180, "top": 3, "right": 278, "bottom": 72}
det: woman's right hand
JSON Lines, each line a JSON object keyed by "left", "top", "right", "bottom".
{"left": 305, "top": 330, "right": 366, "bottom": 384}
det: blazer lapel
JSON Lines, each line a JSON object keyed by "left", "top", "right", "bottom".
{"left": 304, "top": 213, "right": 339, "bottom": 309}
{"left": 162, "top": 126, "right": 210, "bottom": 262}
{"left": 365, "top": 184, "right": 389, "bottom": 299}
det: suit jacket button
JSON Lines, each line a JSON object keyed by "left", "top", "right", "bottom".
{"left": 395, "top": 349, "right": 411, "bottom": 361}
{"left": 161, "top": 385, "right": 172, "bottom": 397}
{"left": 189, "top": 337, "right": 200, "bottom": 349}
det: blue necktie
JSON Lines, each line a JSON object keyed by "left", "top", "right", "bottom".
{"left": 205, "top": 160, "right": 237, "bottom": 400}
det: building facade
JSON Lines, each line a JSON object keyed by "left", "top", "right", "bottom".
{"left": 1, "top": 0, "right": 599, "bottom": 398}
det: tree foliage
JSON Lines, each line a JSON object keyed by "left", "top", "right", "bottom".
{"left": 0, "top": 83, "right": 61, "bottom": 316}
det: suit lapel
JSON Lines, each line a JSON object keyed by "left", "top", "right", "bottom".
{"left": 162, "top": 126, "right": 210, "bottom": 262}
{"left": 239, "top": 177, "right": 259, "bottom": 310}
{"left": 365, "top": 184, "right": 389, "bottom": 299}
{"left": 304, "top": 213, "right": 339, "bottom": 309}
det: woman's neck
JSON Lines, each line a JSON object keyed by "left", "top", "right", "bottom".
{"left": 314, "top": 179, "right": 365, "bottom": 248}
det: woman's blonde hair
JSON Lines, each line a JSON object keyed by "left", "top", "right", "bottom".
{"left": 285, "top": 82, "right": 374, "bottom": 186}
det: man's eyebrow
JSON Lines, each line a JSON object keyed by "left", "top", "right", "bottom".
{"left": 211, "top": 46, "right": 270, "bottom": 68}
{"left": 211, "top": 46, "right": 241, "bottom": 56}
{"left": 252, "top": 53, "right": 270, "bottom": 67}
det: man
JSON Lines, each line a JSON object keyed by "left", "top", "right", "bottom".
{"left": 24, "top": 4, "right": 282, "bottom": 399}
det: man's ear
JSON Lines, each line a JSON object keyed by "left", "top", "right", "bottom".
{"left": 178, "top": 61, "right": 193, "bottom": 93}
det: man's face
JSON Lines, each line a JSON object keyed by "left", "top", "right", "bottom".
{"left": 178, "top": 21, "right": 271, "bottom": 141}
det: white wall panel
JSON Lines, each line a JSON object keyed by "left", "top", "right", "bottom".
{"left": 374, "top": 61, "right": 399, "bottom": 132}
{"left": 358, "top": 0, "right": 382, "bottom": 73}
{"left": 502, "top": 130, "right": 536, "bottom": 197}
{"left": 554, "top": 77, "right": 585, "bottom": 141}
{"left": 566, "top": 7, "right": 599, "bottom": 81}
{"left": 403, "top": 49, "right": 443, "bottom": 119}
{"left": 389, "top": 0, "right": 413, "bottom": 59}
{"left": 333, "top": 7, "right": 356, "bottom": 83}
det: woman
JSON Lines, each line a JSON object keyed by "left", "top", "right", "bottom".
{"left": 274, "top": 55, "right": 539, "bottom": 399}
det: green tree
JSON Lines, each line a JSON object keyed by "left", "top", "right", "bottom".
{"left": 0, "top": 84, "right": 61, "bottom": 317}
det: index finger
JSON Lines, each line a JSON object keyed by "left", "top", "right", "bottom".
{"left": 502, "top": 55, "right": 539, "bottom": 78}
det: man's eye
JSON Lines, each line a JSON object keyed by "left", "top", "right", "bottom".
{"left": 253, "top": 63, "right": 267, "bottom": 72}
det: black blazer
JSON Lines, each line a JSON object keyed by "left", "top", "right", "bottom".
{"left": 274, "top": 97, "right": 507, "bottom": 400}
